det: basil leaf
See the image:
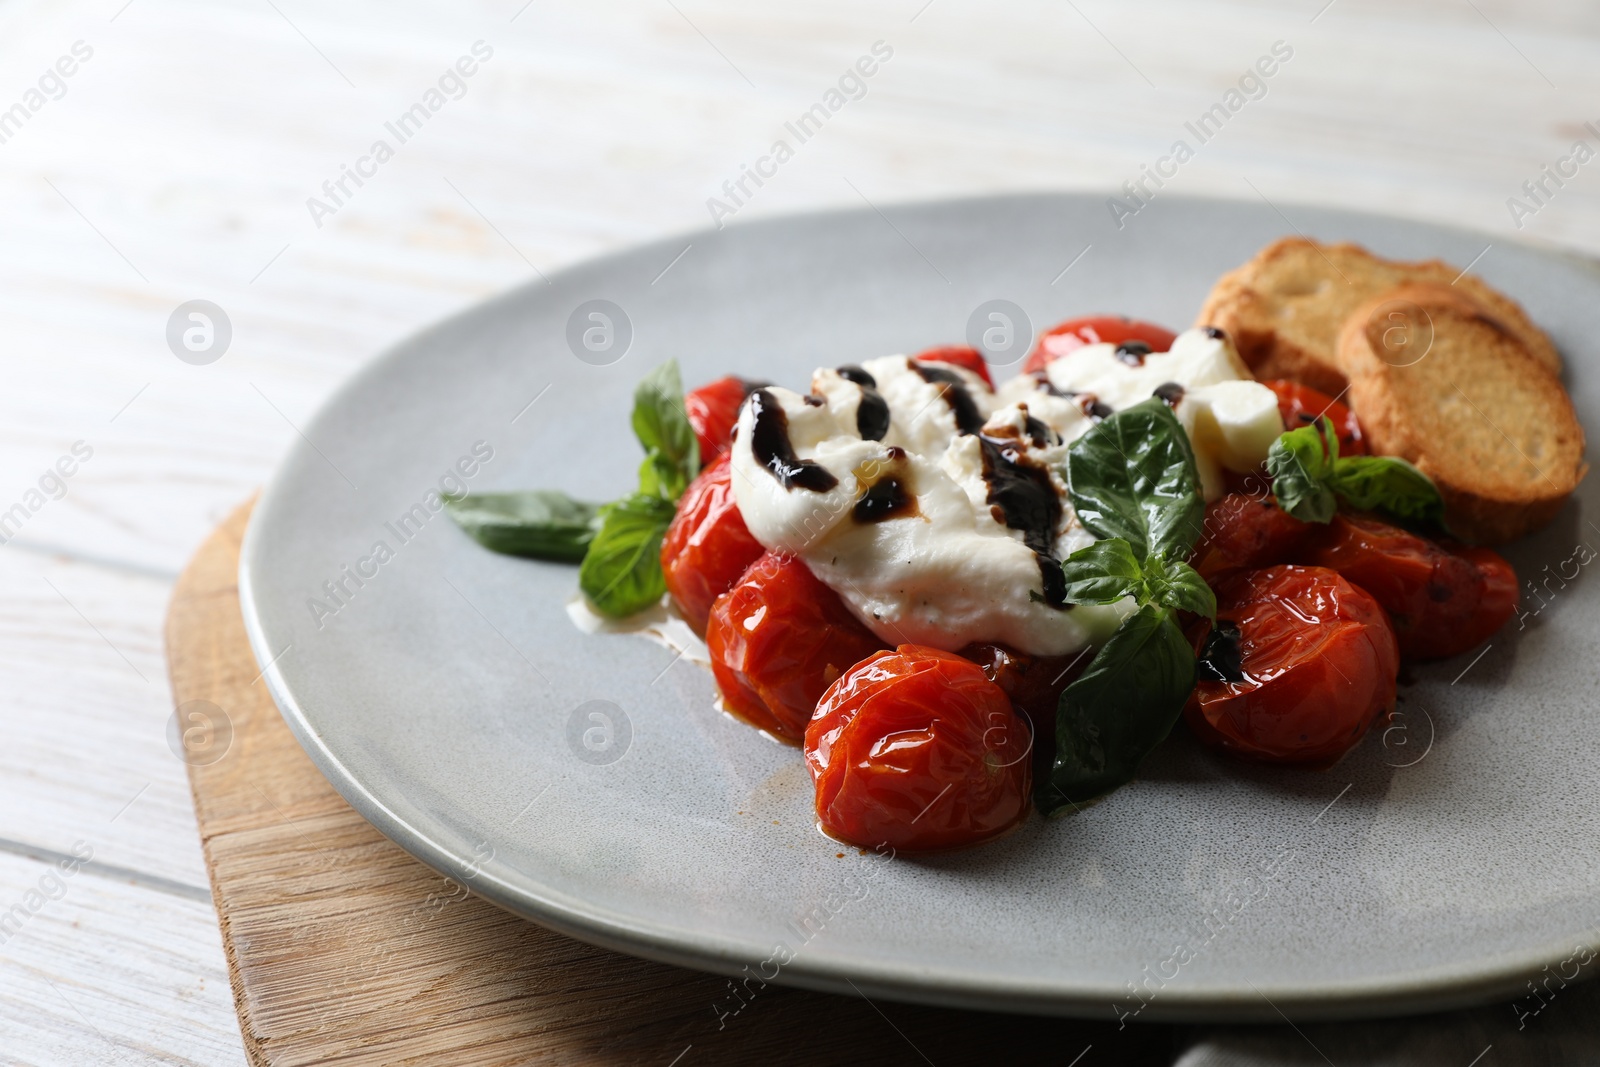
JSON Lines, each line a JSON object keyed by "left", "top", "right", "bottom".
{"left": 631, "top": 361, "right": 700, "bottom": 498}
{"left": 1265, "top": 418, "right": 1337, "bottom": 523}
{"left": 577, "top": 492, "right": 678, "bottom": 617}
{"left": 1066, "top": 398, "right": 1205, "bottom": 562}
{"left": 1327, "top": 456, "right": 1445, "bottom": 527}
{"left": 1059, "top": 538, "right": 1143, "bottom": 605}
{"left": 1266, "top": 417, "right": 1445, "bottom": 529}
{"left": 1039, "top": 605, "right": 1196, "bottom": 812}
{"left": 444, "top": 490, "right": 602, "bottom": 562}
{"left": 1146, "top": 555, "right": 1216, "bottom": 619}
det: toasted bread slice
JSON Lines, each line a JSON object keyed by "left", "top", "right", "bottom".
{"left": 1337, "top": 283, "right": 1585, "bottom": 544}
{"left": 1198, "top": 237, "right": 1560, "bottom": 394}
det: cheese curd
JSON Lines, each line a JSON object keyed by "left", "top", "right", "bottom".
{"left": 728, "top": 329, "right": 1282, "bottom": 657}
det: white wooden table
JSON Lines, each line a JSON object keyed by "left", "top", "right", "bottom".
{"left": 1, "top": 0, "right": 1596, "bottom": 1061}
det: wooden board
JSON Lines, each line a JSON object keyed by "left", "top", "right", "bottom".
{"left": 163, "top": 500, "right": 1177, "bottom": 1066}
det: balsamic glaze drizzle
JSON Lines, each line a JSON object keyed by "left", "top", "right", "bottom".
{"left": 748, "top": 388, "right": 840, "bottom": 492}
{"left": 978, "top": 436, "right": 1068, "bottom": 608}
{"left": 1023, "top": 413, "right": 1056, "bottom": 448}
{"left": 854, "top": 390, "right": 890, "bottom": 441}
{"left": 833, "top": 367, "right": 890, "bottom": 441}
{"left": 1196, "top": 620, "right": 1244, "bottom": 682}
{"left": 1152, "top": 381, "right": 1186, "bottom": 408}
{"left": 1079, "top": 395, "right": 1114, "bottom": 421}
{"left": 852, "top": 476, "right": 916, "bottom": 523}
{"left": 909, "top": 362, "right": 986, "bottom": 435}
{"left": 1115, "top": 341, "right": 1152, "bottom": 366}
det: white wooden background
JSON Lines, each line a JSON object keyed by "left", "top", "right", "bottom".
{"left": 1, "top": 0, "right": 1597, "bottom": 1061}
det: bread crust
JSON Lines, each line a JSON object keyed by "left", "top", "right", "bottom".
{"left": 1336, "top": 283, "right": 1585, "bottom": 545}
{"left": 1196, "top": 237, "right": 1561, "bottom": 395}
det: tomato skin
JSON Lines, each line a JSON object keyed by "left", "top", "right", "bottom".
{"left": 706, "top": 553, "right": 888, "bottom": 742}
{"left": 1262, "top": 379, "right": 1369, "bottom": 456}
{"left": 807, "top": 645, "right": 1032, "bottom": 852}
{"left": 1186, "top": 492, "right": 1520, "bottom": 661}
{"left": 684, "top": 376, "right": 757, "bottom": 465}
{"left": 1191, "top": 493, "right": 1316, "bottom": 579}
{"left": 1304, "top": 514, "right": 1518, "bottom": 660}
{"left": 1022, "top": 316, "right": 1178, "bottom": 375}
{"left": 660, "top": 454, "right": 766, "bottom": 636}
{"left": 958, "top": 643, "right": 1086, "bottom": 764}
{"left": 1185, "top": 565, "right": 1398, "bottom": 766}
{"left": 913, "top": 345, "right": 994, "bottom": 388}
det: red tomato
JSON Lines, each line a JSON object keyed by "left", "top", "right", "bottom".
{"left": 1185, "top": 565, "right": 1399, "bottom": 766}
{"left": 1191, "top": 493, "right": 1316, "bottom": 578}
{"left": 807, "top": 645, "right": 1032, "bottom": 852}
{"left": 958, "top": 642, "right": 1087, "bottom": 762}
{"left": 706, "top": 553, "right": 888, "bottom": 742}
{"left": 1304, "top": 514, "right": 1518, "bottom": 660}
{"left": 913, "top": 345, "right": 993, "bottom": 388}
{"left": 1022, "top": 315, "right": 1178, "bottom": 375}
{"left": 1263, "top": 379, "right": 1368, "bottom": 456}
{"left": 684, "top": 376, "right": 757, "bottom": 465}
{"left": 660, "top": 454, "right": 766, "bottom": 636}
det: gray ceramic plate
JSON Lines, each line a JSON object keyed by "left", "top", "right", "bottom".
{"left": 240, "top": 193, "right": 1600, "bottom": 1023}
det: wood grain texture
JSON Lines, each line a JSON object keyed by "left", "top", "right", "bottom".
{"left": 164, "top": 501, "right": 1178, "bottom": 1066}
{"left": 0, "top": 850, "right": 240, "bottom": 1066}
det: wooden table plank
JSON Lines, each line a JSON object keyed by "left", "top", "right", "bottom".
{"left": 0, "top": 850, "right": 241, "bottom": 1066}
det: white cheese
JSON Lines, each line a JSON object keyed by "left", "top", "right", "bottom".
{"left": 727, "top": 331, "right": 1282, "bottom": 657}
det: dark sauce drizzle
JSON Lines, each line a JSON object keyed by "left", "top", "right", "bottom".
{"left": 1201, "top": 326, "right": 1227, "bottom": 341}
{"left": 910, "top": 362, "right": 986, "bottom": 435}
{"left": 1196, "top": 620, "right": 1244, "bottom": 682}
{"left": 1024, "top": 413, "right": 1056, "bottom": 448}
{"left": 1079, "top": 395, "right": 1114, "bottom": 421}
{"left": 748, "top": 388, "right": 840, "bottom": 492}
{"left": 834, "top": 366, "right": 890, "bottom": 441}
{"left": 852, "top": 476, "right": 916, "bottom": 523}
{"left": 1026, "top": 372, "right": 1111, "bottom": 421}
{"left": 1115, "top": 341, "right": 1152, "bottom": 366}
{"left": 978, "top": 436, "right": 1068, "bottom": 608}
{"left": 1152, "top": 381, "right": 1185, "bottom": 408}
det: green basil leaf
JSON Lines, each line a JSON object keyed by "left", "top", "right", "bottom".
{"left": 1327, "top": 455, "right": 1445, "bottom": 528}
{"left": 1265, "top": 418, "right": 1337, "bottom": 523}
{"left": 1066, "top": 398, "right": 1205, "bottom": 562}
{"left": 1059, "top": 538, "right": 1144, "bottom": 605}
{"left": 577, "top": 492, "right": 678, "bottom": 617}
{"left": 1146, "top": 555, "right": 1216, "bottom": 619}
{"left": 631, "top": 360, "right": 700, "bottom": 498}
{"left": 1039, "top": 605, "right": 1196, "bottom": 812}
{"left": 444, "top": 490, "right": 602, "bottom": 562}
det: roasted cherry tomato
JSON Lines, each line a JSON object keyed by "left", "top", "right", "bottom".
{"left": 660, "top": 453, "right": 766, "bottom": 636}
{"left": 684, "top": 376, "right": 758, "bottom": 465}
{"left": 1022, "top": 315, "right": 1178, "bottom": 375}
{"left": 958, "top": 642, "right": 1086, "bottom": 764}
{"left": 1191, "top": 493, "right": 1315, "bottom": 578}
{"left": 1262, "top": 379, "right": 1368, "bottom": 456}
{"left": 913, "top": 345, "right": 993, "bottom": 388}
{"left": 1185, "top": 565, "right": 1399, "bottom": 766}
{"left": 706, "top": 553, "right": 887, "bottom": 742}
{"left": 1305, "top": 513, "right": 1518, "bottom": 660}
{"left": 807, "top": 645, "right": 1032, "bottom": 852}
